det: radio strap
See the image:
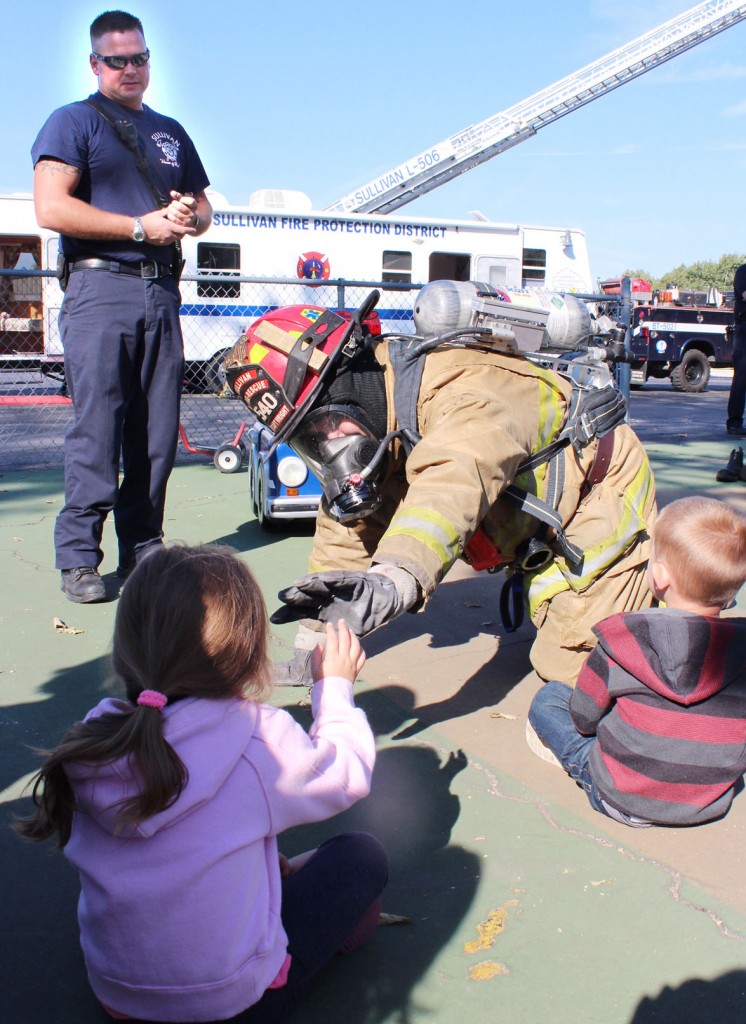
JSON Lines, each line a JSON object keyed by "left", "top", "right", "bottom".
{"left": 84, "top": 97, "right": 183, "bottom": 277}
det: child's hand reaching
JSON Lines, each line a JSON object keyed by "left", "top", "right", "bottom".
{"left": 311, "top": 620, "right": 366, "bottom": 685}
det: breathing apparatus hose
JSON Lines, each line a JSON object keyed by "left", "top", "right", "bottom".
{"left": 359, "top": 430, "right": 406, "bottom": 480}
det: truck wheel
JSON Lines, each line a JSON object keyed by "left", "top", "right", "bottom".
{"left": 670, "top": 350, "right": 710, "bottom": 393}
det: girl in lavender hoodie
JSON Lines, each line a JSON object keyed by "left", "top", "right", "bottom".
{"left": 17, "top": 543, "right": 387, "bottom": 1023}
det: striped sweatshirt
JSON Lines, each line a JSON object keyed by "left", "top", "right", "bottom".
{"left": 570, "top": 608, "right": 746, "bottom": 826}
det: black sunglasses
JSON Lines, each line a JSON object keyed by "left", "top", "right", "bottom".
{"left": 92, "top": 49, "right": 150, "bottom": 69}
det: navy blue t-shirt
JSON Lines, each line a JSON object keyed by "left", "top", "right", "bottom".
{"left": 31, "top": 92, "right": 210, "bottom": 262}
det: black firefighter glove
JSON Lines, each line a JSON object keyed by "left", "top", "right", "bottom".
{"left": 270, "top": 565, "right": 420, "bottom": 636}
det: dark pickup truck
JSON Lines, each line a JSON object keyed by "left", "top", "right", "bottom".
{"left": 628, "top": 293, "right": 733, "bottom": 393}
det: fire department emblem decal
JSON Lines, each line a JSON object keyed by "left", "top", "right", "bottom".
{"left": 297, "top": 252, "right": 330, "bottom": 284}
{"left": 152, "top": 132, "right": 181, "bottom": 167}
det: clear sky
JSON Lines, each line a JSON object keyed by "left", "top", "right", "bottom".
{"left": 6, "top": 0, "right": 746, "bottom": 282}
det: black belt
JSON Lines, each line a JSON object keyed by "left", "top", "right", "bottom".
{"left": 68, "top": 257, "right": 173, "bottom": 279}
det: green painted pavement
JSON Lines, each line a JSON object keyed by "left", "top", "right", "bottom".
{"left": 1, "top": 434, "right": 745, "bottom": 1024}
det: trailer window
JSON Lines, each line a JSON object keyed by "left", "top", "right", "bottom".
{"left": 0, "top": 236, "right": 43, "bottom": 315}
{"left": 522, "top": 248, "right": 546, "bottom": 286}
{"left": 382, "top": 250, "right": 412, "bottom": 284}
{"left": 429, "top": 252, "right": 470, "bottom": 282}
{"left": 197, "top": 243, "right": 240, "bottom": 298}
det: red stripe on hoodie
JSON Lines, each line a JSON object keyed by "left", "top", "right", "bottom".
{"left": 615, "top": 696, "right": 746, "bottom": 744}
{"left": 687, "top": 618, "right": 733, "bottom": 702}
{"left": 576, "top": 653, "right": 610, "bottom": 710}
{"left": 595, "top": 616, "right": 666, "bottom": 693}
{"left": 600, "top": 750, "right": 728, "bottom": 808}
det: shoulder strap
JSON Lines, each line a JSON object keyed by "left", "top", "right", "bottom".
{"left": 85, "top": 97, "right": 182, "bottom": 272}
{"left": 85, "top": 97, "right": 167, "bottom": 208}
{"left": 387, "top": 337, "right": 428, "bottom": 454}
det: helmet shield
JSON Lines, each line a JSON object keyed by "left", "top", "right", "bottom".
{"left": 289, "top": 403, "right": 386, "bottom": 522}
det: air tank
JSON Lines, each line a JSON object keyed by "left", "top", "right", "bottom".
{"left": 413, "top": 280, "right": 595, "bottom": 351}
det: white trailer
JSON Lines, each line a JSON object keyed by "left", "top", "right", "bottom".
{"left": 5, "top": 1, "right": 744, "bottom": 389}
{"left": 0, "top": 191, "right": 592, "bottom": 390}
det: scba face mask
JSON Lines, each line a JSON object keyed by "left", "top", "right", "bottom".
{"left": 290, "top": 404, "right": 388, "bottom": 523}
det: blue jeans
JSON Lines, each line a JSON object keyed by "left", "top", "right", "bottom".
{"left": 528, "top": 681, "right": 610, "bottom": 816}
{"left": 529, "top": 682, "right": 652, "bottom": 827}
{"left": 528, "top": 684, "right": 609, "bottom": 802}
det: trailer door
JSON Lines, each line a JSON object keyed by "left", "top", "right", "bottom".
{"left": 475, "top": 256, "right": 522, "bottom": 289}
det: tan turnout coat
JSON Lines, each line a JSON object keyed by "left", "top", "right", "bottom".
{"left": 308, "top": 341, "right": 657, "bottom": 684}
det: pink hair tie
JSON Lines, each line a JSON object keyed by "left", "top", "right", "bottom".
{"left": 137, "top": 690, "right": 168, "bottom": 711}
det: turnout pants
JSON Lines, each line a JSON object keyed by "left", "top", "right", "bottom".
{"left": 54, "top": 268, "right": 184, "bottom": 570}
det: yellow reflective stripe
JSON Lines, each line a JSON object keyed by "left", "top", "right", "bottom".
{"left": 527, "top": 565, "right": 568, "bottom": 612}
{"left": 528, "top": 458, "right": 654, "bottom": 614}
{"left": 383, "top": 507, "right": 461, "bottom": 568}
{"left": 533, "top": 371, "right": 566, "bottom": 451}
{"left": 513, "top": 375, "right": 565, "bottom": 493}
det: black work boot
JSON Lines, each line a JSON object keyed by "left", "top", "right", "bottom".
{"left": 716, "top": 447, "right": 744, "bottom": 483}
{"left": 60, "top": 567, "right": 107, "bottom": 603}
{"left": 117, "top": 541, "right": 164, "bottom": 579}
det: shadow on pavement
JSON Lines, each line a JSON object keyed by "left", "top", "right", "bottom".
{"left": 628, "top": 969, "right": 746, "bottom": 1024}
{"left": 1, "top": 653, "right": 117, "bottom": 1024}
{"left": 278, "top": 687, "right": 481, "bottom": 1024}
{"left": 362, "top": 573, "right": 535, "bottom": 737}
{"left": 3, "top": 667, "right": 481, "bottom": 1024}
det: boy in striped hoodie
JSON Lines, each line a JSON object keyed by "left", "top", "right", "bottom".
{"left": 528, "top": 496, "right": 746, "bottom": 827}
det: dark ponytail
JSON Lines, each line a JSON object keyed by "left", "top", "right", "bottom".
{"left": 16, "top": 543, "right": 271, "bottom": 847}
{"left": 15, "top": 703, "right": 188, "bottom": 847}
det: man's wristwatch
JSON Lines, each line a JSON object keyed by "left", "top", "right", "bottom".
{"left": 132, "top": 217, "right": 146, "bottom": 243}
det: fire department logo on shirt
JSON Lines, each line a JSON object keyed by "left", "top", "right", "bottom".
{"left": 152, "top": 132, "right": 181, "bottom": 167}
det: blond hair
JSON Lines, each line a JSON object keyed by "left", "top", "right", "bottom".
{"left": 652, "top": 496, "right": 746, "bottom": 608}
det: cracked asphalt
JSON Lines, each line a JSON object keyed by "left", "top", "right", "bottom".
{"left": 2, "top": 372, "right": 746, "bottom": 1024}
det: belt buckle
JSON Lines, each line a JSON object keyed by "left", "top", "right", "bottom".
{"left": 140, "top": 260, "right": 159, "bottom": 280}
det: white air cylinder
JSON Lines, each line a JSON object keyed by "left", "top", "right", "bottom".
{"left": 413, "top": 280, "right": 594, "bottom": 351}
{"left": 413, "top": 280, "right": 477, "bottom": 336}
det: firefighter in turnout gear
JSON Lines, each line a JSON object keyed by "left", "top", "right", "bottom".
{"left": 225, "top": 283, "right": 657, "bottom": 687}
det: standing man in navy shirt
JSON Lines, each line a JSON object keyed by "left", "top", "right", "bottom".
{"left": 727, "top": 262, "right": 746, "bottom": 437}
{"left": 32, "top": 10, "right": 212, "bottom": 602}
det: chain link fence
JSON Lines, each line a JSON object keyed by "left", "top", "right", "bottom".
{"left": 0, "top": 272, "right": 420, "bottom": 472}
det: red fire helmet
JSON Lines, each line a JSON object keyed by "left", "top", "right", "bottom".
{"left": 225, "top": 297, "right": 381, "bottom": 445}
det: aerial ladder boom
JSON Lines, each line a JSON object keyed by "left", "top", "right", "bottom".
{"left": 326, "top": 1, "right": 746, "bottom": 215}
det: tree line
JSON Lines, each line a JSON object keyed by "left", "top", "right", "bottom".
{"left": 622, "top": 253, "right": 745, "bottom": 292}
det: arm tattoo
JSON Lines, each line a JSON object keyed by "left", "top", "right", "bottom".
{"left": 37, "top": 159, "right": 79, "bottom": 177}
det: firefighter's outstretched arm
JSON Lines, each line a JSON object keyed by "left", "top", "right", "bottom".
{"left": 270, "top": 565, "right": 420, "bottom": 636}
